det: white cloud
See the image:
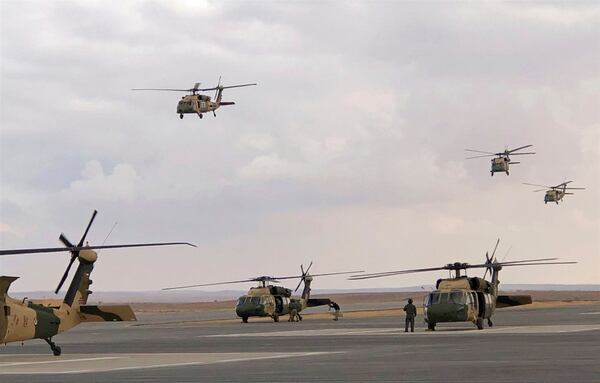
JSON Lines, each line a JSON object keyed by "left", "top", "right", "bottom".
{"left": 60, "top": 161, "right": 141, "bottom": 202}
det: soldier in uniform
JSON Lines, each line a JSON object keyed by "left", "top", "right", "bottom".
{"left": 329, "top": 301, "right": 341, "bottom": 321}
{"left": 288, "top": 300, "right": 301, "bottom": 322}
{"left": 403, "top": 298, "right": 417, "bottom": 332}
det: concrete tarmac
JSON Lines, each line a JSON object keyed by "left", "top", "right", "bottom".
{"left": 1, "top": 304, "right": 599, "bottom": 382}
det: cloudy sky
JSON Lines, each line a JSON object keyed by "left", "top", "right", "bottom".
{"left": 1, "top": 1, "right": 598, "bottom": 293}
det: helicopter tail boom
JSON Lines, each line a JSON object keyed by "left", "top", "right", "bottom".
{"left": 78, "top": 305, "right": 137, "bottom": 322}
{"left": 496, "top": 295, "right": 532, "bottom": 308}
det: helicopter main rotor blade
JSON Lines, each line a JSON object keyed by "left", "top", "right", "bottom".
{"left": 493, "top": 261, "right": 577, "bottom": 267}
{"left": 466, "top": 154, "right": 496, "bottom": 159}
{"left": 198, "top": 83, "right": 257, "bottom": 91}
{"left": 275, "top": 270, "right": 365, "bottom": 280}
{"left": 523, "top": 182, "right": 552, "bottom": 189}
{"left": 349, "top": 266, "right": 449, "bottom": 280}
{"left": 131, "top": 88, "right": 192, "bottom": 92}
{"left": 465, "top": 149, "right": 495, "bottom": 155}
{"left": 0, "top": 242, "right": 196, "bottom": 256}
{"left": 162, "top": 278, "right": 258, "bottom": 290}
{"left": 350, "top": 257, "right": 571, "bottom": 280}
{"left": 509, "top": 152, "right": 536, "bottom": 156}
{"left": 507, "top": 145, "right": 533, "bottom": 153}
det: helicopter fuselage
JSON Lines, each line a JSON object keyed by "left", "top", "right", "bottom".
{"left": 235, "top": 286, "right": 305, "bottom": 322}
{"left": 544, "top": 189, "right": 564, "bottom": 204}
{"left": 424, "top": 277, "right": 495, "bottom": 329}
{"left": 490, "top": 156, "right": 511, "bottom": 176}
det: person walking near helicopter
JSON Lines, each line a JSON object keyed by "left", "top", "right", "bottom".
{"left": 329, "top": 301, "right": 341, "bottom": 321}
{"left": 403, "top": 298, "right": 417, "bottom": 332}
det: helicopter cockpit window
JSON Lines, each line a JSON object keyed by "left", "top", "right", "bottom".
{"left": 449, "top": 292, "right": 465, "bottom": 304}
{"left": 237, "top": 297, "right": 247, "bottom": 305}
{"left": 427, "top": 292, "right": 441, "bottom": 305}
{"left": 250, "top": 297, "right": 261, "bottom": 305}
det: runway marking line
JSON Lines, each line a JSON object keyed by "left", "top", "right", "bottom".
{"left": 0, "top": 356, "right": 125, "bottom": 367}
{"left": 0, "top": 352, "right": 343, "bottom": 375}
{"left": 201, "top": 324, "right": 600, "bottom": 338}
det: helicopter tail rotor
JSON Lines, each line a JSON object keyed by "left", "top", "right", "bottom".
{"left": 214, "top": 76, "right": 222, "bottom": 101}
{"left": 294, "top": 261, "right": 313, "bottom": 292}
{"left": 483, "top": 238, "right": 500, "bottom": 280}
{"left": 55, "top": 210, "right": 98, "bottom": 294}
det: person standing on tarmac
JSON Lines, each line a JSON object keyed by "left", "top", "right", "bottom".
{"left": 403, "top": 298, "right": 417, "bottom": 332}
{"left": 329, "top": 301, "right": 341, "bottom": 321}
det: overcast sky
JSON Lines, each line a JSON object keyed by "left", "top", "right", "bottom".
{"left": 1, "top": 1, "right": 598, "bottom": 293}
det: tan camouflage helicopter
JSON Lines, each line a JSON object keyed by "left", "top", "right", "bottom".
{"left": 465, "top": 145, "right": 535, "bottom": 176}
{"left": 349, "top": 239, "right": 575, "bottom": 331}
{"left": 0, "top": 210, "right": 195, "bottom": 356}
{"left": 132, "top": 77, "right": 256, "bottom": 119}
{"left": 164, "top": 262, "right": 362, "bottom": 323}
{"left": 523, "top": 181, "right": 586, "bottom": 204}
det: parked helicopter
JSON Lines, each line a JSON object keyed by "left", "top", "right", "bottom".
{"left": 164, "top": 263, "right": 362, "bottom": 323}
{"left": 523, "top": 181, "right": 586, "bottom": 204}
{"left": 465, "top": 145, "right": 535, "bottom": 176}
{"left": 132, "top": 77, "right": 256, "bottom": 119}
{"left": 349, "top": 239, "right": 575, "bottom": 330}
{"left": 0, "top": 210, "right": 195, "bottom": 355}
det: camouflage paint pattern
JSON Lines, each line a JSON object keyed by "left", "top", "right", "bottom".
{"left": 1, "top": 250, "right": 136, "bottom": 345}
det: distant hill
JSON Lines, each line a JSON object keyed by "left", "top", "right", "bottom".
{"left": 10, "top": 284, "right": 600, "bottom": 303}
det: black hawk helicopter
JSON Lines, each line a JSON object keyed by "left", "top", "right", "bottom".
{"left": 164, "top": 263, "right": 362, "bottom": 323}
{"left": 349, "top": 239, "right": 575, "bottom": 330}
{"left": 0, "top": 210, "right": 195, "bottom": 355}
{"left": 465, "top": 145, "right": 535, "bottom": 176}
{"left": 523, "top": 181, "right": 586, "bottom": 204}
{"left": 132, "top": 77, "right": 256, "bottom": 119}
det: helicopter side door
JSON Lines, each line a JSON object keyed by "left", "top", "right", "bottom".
{"left": 262, "top": 296, "right": 275, "bottom": 316}
{"left": 466, "top": 292, "right": 478, "bottom": 321}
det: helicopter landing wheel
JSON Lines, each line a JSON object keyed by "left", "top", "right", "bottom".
{"left": 45, "top": 338, "right": 62, "bottom": 356}
{"left": 476, "top": 317, "right": 484, "bottom": 330}
{"left": 506, "top": 171, "right": 509, "bottom": 175}
{"left": 491, "top": 172, "right": 494, "bottom": 177}
{"left": 487, "top": 318, "right": 493, "bottom": 327}
{"left": 273, "top": 314, "right": 279, "bottom": 323}
{"left": 179, "top": 114, "right": 183, "bottom": 119}
{"left": 198, "top": 114, "right": 203, "bottom": 119}
{"left": 242, "top": 317, "right": 248, "bottom": 323}
{"left": 427, "top": 323, "right": 435, "bottom": 331}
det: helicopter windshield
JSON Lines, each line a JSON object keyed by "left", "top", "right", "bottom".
{"left": 237, "top": 297, "right": 247, "bottom": 305}
{"left": 250, "top": 297, "right": 261, "bottom": 305}
{"left": 427, "top": 291, "right": 465, "bottom": 305}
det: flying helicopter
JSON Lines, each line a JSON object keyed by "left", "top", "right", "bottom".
{"left": 465, "top": 145, "right": 535, "bottom": 176}
{"left": 0, "top": 210, "right": 195, "bottom": 355}
{"left": 523, "top": 181, "right": 586, "bottom": 204}
{"left": 163, "top": 263, "right": 362, "bottom": 323}
{"left": 132, "top": 77, "right": 256, "bottom": 119}
{"left": 349, "top": 239, "right": 575, "bottom": 331}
